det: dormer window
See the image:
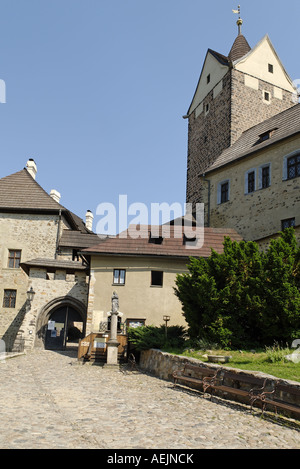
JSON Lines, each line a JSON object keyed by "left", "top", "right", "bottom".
{"left": 149, "top": 233, "right": 163, "bottom": 244}
{"left": 257, "top": 128, "right": 277, "bottom": 144}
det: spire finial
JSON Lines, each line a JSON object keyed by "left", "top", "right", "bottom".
{"left": 232, "top": 5, "right": 243, "bottom": 35}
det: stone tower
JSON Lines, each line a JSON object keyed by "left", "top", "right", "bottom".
{"left": 185, "top": 17, "right": 297, "bottom": 209}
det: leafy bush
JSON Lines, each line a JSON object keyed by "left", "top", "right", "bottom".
{"left": 175, "top": 228, "right": 300, "bottom": 349}
{"left": 127, "top": 325, "right": 187, "bottom": 351}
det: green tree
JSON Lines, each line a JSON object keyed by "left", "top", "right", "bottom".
{"left": 174, "top": 228, "right": 300, "bottom": 348}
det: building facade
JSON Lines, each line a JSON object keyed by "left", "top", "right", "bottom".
{"left": 81, "top": 225, "right": 242, "bottom": 335}
{"left": 202, "top": 105, "right": 300, "bottom": 246}
{"left": 185, "top": 29, "right": 297, "bottom": 213}
{"left": 185, "top": 21, "right": 299, "bottom": 246}
{"left": 0, "top": 160, "right": 101, "bottom": 351}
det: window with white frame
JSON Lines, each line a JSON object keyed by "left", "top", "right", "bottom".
{"left": 283, "top": 151, "right": 300, "bottom": 180}
{"left": 113, "top": 269, "right": 126, "bottom": 285}
{"left": 258, "top": 163, "right": 271, "bottom": 189}
{"left": 244, "top": 169, "right": 256, "bottom": 194}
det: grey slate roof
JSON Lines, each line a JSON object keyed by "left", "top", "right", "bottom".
{"left": 59, "top": 230, "right": 107, "bottom": 249}
{"left": 20, "top": 258, "right": 88, "bottom": 273}
{"left": 206, "top": 104, "right": 300, "bottom": 173}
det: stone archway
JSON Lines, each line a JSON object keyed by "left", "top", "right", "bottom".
{"left": 34, "top": 296, "right": 87, "bottom": 349}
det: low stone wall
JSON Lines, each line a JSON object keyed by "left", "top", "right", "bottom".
{"left": 139, "top": 349, "right": 300, "bottom": 417}
{"left": 139, "top": 349, "right": 220, "bottom": 382}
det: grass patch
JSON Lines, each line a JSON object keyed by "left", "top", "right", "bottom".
{"left": 164, "top": 347, "right": 300, "bottom": 382}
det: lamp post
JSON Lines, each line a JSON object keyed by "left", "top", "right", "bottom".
{"left": 163, "top": 315, "right": 170, "bottom": 340}
{"left": 26, "top": 287, "right": 35, "bottom": 312}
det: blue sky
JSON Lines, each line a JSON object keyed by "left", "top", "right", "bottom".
{"left": 0, "top": 1, "right": 299, "bottom": 233}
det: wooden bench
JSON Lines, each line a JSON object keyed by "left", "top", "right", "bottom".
{"left": 201, "top": 369, "right": 269, "bottom": 410}
{"left": 173, "top": 363, "right": 220, "bottom": 392}
{"left": 252, "top": 380, "right": 300, "bottom": 419}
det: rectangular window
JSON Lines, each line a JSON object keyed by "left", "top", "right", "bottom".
{"left": 113, "top": 269, "right": 126, "bottom": 285}
{"left": 262, "top": 166, "right": 270, "bottom": 189}
{"left": 247, "top": 171, "right": 255, "bottom": 193}
{"left": 287, "top": 154, "right": 300, "bottom": 179}
{"left": 3, "top": 290, "right": 17, "bottom": 308}
{"left": 207, "top": 74, "right": 211, "bottom": 84}
{"left": 220, "top": 181, "right": 229, "bottom": 203}
{"left": 268, "top": 63, "right": 274, "bottom": 73}
{"left": 281, "top": 218, "right": 296, "bottom": 230}
{"left": 264, "top": 91, "right": 270, "bottom": 102}
{"left": 151, "top": 271, "right": 163, "bottom": 287}
{"left": 8, "top": 250, "right": 21, "bottom": 268}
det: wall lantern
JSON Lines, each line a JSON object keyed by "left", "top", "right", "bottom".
{"left": 27, "top": 287, "right": 35, "bottom": 303}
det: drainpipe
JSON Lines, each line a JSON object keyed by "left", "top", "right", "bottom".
{"left": 202, "top": 174, "right": 211, "bottom": 227}
{"left": 55, "top": 209, "right": 62, "bottom": 259}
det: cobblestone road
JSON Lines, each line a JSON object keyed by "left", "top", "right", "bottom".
{"left": 0, "top": 349, "right": 299, "bottom": 449}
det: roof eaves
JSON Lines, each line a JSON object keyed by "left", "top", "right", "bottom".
{"left": 206, "top": 127, "right": 300, "bottom": 174}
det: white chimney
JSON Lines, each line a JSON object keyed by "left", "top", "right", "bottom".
{"left": 49, "top": 189, "right": 61, "bottom": 203}
{"left": 85, "top": 210, "right": 94, "bottom": 231}
{"left": 26, "top": 159, "right": 37, "bottom": 180}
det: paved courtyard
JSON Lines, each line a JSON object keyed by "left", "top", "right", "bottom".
{"left": 0, "top": 349, "right": 299, "bottom": 449}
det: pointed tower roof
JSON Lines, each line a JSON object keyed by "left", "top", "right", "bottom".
{"left": 229, "top": 6, "right": 251, "bottom": 62}
{"left": 228, "top": 33, "right": 251, "bottom": 62}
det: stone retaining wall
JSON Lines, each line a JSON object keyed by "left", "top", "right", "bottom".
{"left": 139, "top": 349, "right": 300, "bottom": 417}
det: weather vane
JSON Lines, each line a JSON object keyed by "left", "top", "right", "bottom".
{"left": 232, "top": 5, "right": 243, "bottom": 35}
{"left": 232, "top": 5, "right": 241, "bottom": 17}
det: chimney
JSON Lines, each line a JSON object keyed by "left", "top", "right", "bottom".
{"left": 49, "top": 189, "right": 61, "bottom": 203}
{"left": 85, "top": 210, "right": 94, "bottom": 231}
{"left": 26, "top": 159, "right": 37, "bottom": 180}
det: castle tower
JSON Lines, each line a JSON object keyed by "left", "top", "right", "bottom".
{"left": 186, "top": 13, "right": 297, "bottom": 208}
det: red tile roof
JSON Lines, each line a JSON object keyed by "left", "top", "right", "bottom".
{"left": 82, "top": 225, "right": 243, "bottom": 259}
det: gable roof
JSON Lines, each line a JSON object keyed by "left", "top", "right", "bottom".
{"left": 186, "top": 33, "right": 252, "bottom": 117}
{"left": 81, "top": 225, "right": 243, "bottom": 259}
{"left": 233, "top": 35, "right": 295, "bottom": 92}
{"left": 0, "top": 167, "right": 92, "bottom": 234}
{"left": 206, "top": 104, "right": 300, "bottom": 173}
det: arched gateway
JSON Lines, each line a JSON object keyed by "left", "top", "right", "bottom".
{"left": 34, "top": 297, "right": 87, "bottom": 350}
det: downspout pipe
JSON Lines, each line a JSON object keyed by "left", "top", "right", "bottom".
{"left": 202, "top": 174, "right": 211, "bottom": 227}
{"left": 55, "top": 209, "right": 62, "bottom": 259}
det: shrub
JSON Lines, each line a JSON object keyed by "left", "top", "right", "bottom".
{"left": 128, "top": 325, "right": 187, "bottom": 351}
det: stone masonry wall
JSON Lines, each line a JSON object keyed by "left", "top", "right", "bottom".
{"left": 140, "top": 349, "right": 300, "bottom": 414}
{"left": 186, "top": 68, "right": 296, "bottom": 210}
{"left": 23, "top": 268, "right": 89, "bottom": 350}
{"left": 0, "top": 212, "right": 83, "bottom": 351}
{"left": 204, "top": 135, "right": 300, "bottom": 242}
{"left": 186, "top": 71, "right": 232, "bottom": 208}
{"left": 231, "top": 69, "right": 296, "bottom": 145}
